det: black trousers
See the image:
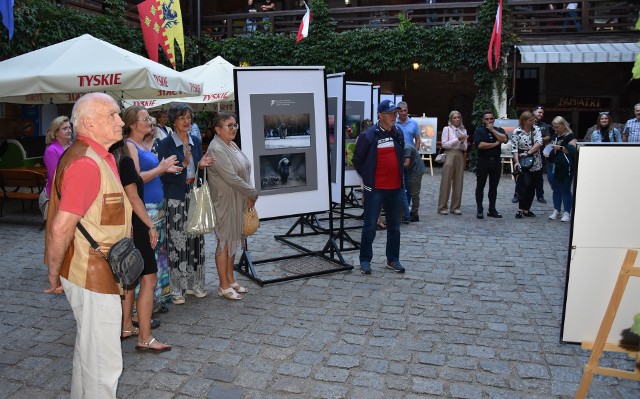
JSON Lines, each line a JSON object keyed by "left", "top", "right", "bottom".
{"left": 517, "top": 169, "right": 543, "bottom": 211}
{"left": 475, "top": 157, "right": 501, "bottom": 212}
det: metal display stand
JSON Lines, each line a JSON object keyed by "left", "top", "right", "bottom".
{"left": 235, "top": 211, "right": 353, "bottom": 286}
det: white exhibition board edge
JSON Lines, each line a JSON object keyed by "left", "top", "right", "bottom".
{"left": 327, "top": 73, "right": 345, "bottom": 204}
{"left": 234, "top": 66, "right": 330, "bottom": 219}
{"left": 372, "top": 85, "right": 380, "bottom": 124}
{"left": 344, "top": 81, "right": 372, "bottom": 187}
{"left": 561, "top": 143, "right": 640, "bottom": 344}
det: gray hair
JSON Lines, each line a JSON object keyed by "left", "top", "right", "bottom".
{"left": 397, "top": 101, "right": 408, "bottom": 109}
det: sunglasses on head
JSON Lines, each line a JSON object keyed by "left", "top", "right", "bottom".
{"left": 599, "top": 111, "right": 609, "bottom": 115}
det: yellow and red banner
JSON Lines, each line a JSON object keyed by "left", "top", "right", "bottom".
{"left": 138, "top": 0, "right": 185, "bottom": 68}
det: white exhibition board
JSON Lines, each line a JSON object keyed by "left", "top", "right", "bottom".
{"left": 327, "top": 73, "right": 345, "bottom": 204}
{"left": 234, "top": 67, "right": 330, "bottom": 219}
{"left": 372, "top": 85, "right": 380, "bottom": 123}
{"left": 344, "top": 81, "right": 372, "bottom": 187}
{"left": 561, "top": 144, "right": 640, "bottom": 344}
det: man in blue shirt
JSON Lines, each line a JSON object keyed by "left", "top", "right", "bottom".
{"left": 395, "top": 101, "right": 420, "bottom": 222}
{"left": 396, "top": 101, "right": 420, "bottom": 150}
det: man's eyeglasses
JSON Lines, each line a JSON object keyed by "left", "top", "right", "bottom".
{"left": 599, "top": 111, "right": 609, "bottom": 115}
{"left": 138, "top": 117, "right": 153, "bottom": 123}
{"left": 225, "top": 123, "right": 239, "bottom": 130}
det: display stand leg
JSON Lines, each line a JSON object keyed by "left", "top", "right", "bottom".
{"left": 575, "top": 249, "right": 640, "bottom": 398}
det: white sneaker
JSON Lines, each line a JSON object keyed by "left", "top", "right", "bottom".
{"left": 561, "top": 212, "right": 571, "bottom": 222}
{"left": 549, "top": 210, "right": 560, "bottom": 220}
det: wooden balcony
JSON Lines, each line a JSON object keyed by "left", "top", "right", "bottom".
{"left": 196, "top": 0, "right": 638, "bottom": 42}
{"left": 60, "top": 0, "right": 639, "bottom": 43}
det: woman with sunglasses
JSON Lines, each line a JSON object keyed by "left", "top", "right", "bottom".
{"left": 590, "top": 112, "right": 622, "bottom": 142}
{"left": 206, "top": 113, "right": 258, "bottom": 300}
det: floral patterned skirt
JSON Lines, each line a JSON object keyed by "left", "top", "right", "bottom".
{"left": 134, "top": 200, "right": 170, "bottom": 310}
{"left": 166, "top": 197, "right": 205, "bottom": 295}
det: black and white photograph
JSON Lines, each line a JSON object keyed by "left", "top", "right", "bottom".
{"left": 263, "top": 113, "right": 311, "bottom": 149}
{"left": 259, "top": 153, "right": 307, "bottom": 191}
{"left": 236, "top": 70, "right": 327, "bottom": 218}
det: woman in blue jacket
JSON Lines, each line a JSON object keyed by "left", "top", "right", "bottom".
{"left": 156, "top": 104, "right": 215, "bottom": 305}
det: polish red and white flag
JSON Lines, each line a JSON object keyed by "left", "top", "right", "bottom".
{"left": 487, "top": 0, "right": 502, "bottom": 71}
{"left": 296, "top": 1, "right": 312, "bottom": 43}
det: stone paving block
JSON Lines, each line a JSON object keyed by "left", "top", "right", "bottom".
{"left": 309, "top": 382, "right": 349, "bottom": 399}
{"left": 516, "top": 363, "right": 550, "bottom": 379}
{"left": 206, "top": 385, "right": 243, "bottom": 399}
{"left": 417, "top": 352, "right": 446, "bottom": 366}
{"left": 203, "top": 364, "right": 239, "bottom": 383}
{"left": 271, "top": 376, "right": 307, "bottom": 394}
{"left": 234, "top": 370, "right": 271, "bottom": 389}
{"left": 313, "top": 366, "right": 349, "bottom": 383}
{"left": 411, "top": 377, "right": 444, "bottom": 395}
{"left": 276, "top": 362, "right": 312, "bottom": 378}
{"left": 177, "top": 377, "right": 213, "bottom": 397}
{"left": 450, "top": 382, "right": 484, "bottom": 399}
{"left": 439, "top": 366, "right": 475, "bottom": 383}
{"left": 327, "top": 354, "right": 359, "bottom": 369}
{"left": 476, "top": 371, "right": 509, "bottom": 388}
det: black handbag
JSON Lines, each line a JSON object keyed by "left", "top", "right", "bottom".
{"left": 519, "top": 155, "right": 535, "bottom": 170}
{"left": 76, "top": 223, "right": 144, "bottom": 286}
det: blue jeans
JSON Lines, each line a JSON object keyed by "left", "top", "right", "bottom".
{"left": 547, "top": 164, "right": 573, "bottom": 213}
{"left": 360, "top": 188, "right": 402, "bottom": 266}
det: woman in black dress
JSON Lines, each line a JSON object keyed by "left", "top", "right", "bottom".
{"left": 111, "top": 140, "right": 171, "bottom": 352}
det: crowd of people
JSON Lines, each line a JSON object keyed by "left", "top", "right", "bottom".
{"left": 43, "top": 94, "right": 258, "bottom": 396}
{"left": 40, "top": 93, "right": 639, "bottom": 396}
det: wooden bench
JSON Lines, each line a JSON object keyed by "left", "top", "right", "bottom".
{"left": 0, "top": 169, "right": 46, "bottom": 217}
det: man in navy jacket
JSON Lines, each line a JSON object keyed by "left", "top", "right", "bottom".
{"left": 353, "top": 100, "right": 406, "bottom": 275}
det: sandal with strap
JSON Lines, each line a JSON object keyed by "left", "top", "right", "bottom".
{"left": 135, "top": 337, "right": 172, "bottom": 353}
{"left": 218, "top": 286, "right": 242, "bottom": 300}
{"left": 230, "top": 282, "right": 248, "bottom": 293}
{"left": 120, "top": 327, "right": 139, "bottom": 340}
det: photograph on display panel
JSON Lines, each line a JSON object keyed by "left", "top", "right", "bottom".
{"left": 263, "top": 113, "right": 311, "bottom": 149}
{"left": 328, "top": 97, "right": 338, "bottom": 183}
{"left": 344, "top": 100, "right": 364, "bottom": 169}
{"left": 250, "top": 92, "right": 318, "bottom": 196}
{"left": 413, "top": 117, "right": 438, "bottom": 154}
{"left": 259, "top": 153, "right": 307, "bottom": 191}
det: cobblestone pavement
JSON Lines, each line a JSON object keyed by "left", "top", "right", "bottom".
{"left": 1, "top": 169, "right": 639, "bottom": 399}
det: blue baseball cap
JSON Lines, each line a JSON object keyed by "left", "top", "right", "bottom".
{"left": 377, "top": 100, "right": 400, "bottom": 114}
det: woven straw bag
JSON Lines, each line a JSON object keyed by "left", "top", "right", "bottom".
{"left": 242, "top": 207, "right": 260, "bottom": 236}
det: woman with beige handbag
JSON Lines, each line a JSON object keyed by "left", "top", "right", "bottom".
{"left": 206, "top": 113, "right": 259, "bottom": 300}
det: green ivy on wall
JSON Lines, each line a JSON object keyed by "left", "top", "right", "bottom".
{"left": 1, "top": 0, "right": 513, "bottom": 139}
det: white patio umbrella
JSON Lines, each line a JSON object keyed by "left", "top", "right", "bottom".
{"left": 123, "top": 56, "right": 234, "bottom": 110}
{"left": 0, "top": 34, "right": 204, "bottom": 104}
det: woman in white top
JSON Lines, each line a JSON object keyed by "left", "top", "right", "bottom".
{"left": 437, "top": 110, "right": 468, "bottom": 215}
